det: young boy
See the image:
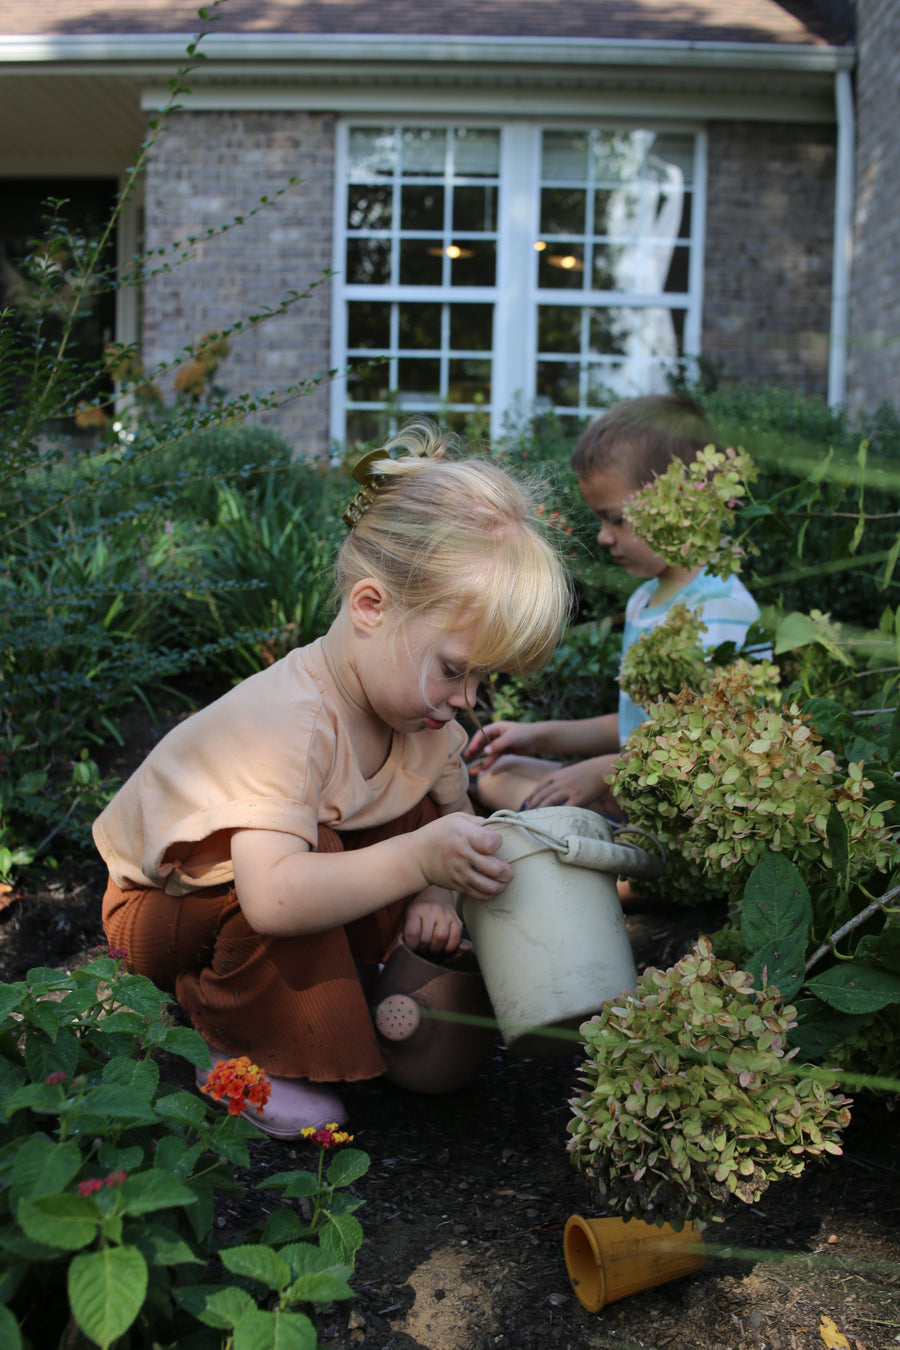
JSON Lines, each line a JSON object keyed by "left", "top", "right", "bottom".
{"left": 466, "top": 394, "right": 761, "bottom": 816}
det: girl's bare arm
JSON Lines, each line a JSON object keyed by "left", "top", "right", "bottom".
{"left": 231, "top": 814, "right": 511, "bottom": 937}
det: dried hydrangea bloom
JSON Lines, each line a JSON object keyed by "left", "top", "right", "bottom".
{"left": 623, "top": 445, "right": 758, "bottom": 579}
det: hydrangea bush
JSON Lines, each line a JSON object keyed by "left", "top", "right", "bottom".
{"left": 596, "top": 433, "right": 900, "bottom": 1111}
{"left": 617, "top": 601, "right": 781, "bottom": 712}
{"left": 568, "top": 939, "right": 852, "bottom": 1227}
{"left": 613, "top": 664, "right": 894, "bottom": 886}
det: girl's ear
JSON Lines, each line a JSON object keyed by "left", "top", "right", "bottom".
{"left": 347, "top": 577, "right": 391, "bottom": 634}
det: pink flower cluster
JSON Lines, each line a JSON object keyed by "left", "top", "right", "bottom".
{"left": 77, "top": 1170, "right": 128, "bottom": 1198}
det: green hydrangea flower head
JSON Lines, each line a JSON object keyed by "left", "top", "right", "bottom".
{"left": 623, "top": 444, "right": 759, "bottom": 579}
{"left": 567, "top": 937, "right": 852, "bottom": 1226}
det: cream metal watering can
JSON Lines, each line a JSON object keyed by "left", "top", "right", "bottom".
{"left": 456, "top": 805, "right": 666, "bottom": 1057}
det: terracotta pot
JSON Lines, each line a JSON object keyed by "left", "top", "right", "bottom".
{"left": 370, "top": 940, "right": 496, "bottom": 1094}
{"left": 563, "top": 1214, "right": 705, "bottom": 1312}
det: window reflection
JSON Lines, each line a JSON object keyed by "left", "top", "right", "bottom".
{"left": 397, "top": 357, "right": 441, "bottom": 393}
{"left": 534, "top": 127, "right": 694, "bottom": 410}
{"left": 536, "top": 360, "right": 581, "bottom": 407}
{"left": 398, "top": 302, "right": 442, "bottom": 349}
{"left": 450, "top": 304, "right": 492, "bottom": 350}
{"left": 348, "top": 127, "right": 395, "bottom": 177}
{"left": 453, "top": 127, "right": 501, "bottom": 177}
{"left": 540, "top": 188, "right": 586, "bottom": 236}
{"left": 344, "top": 299, "right": 495, "bottom": 421}
{"left": 347, "top": 184, "right": 392, "bottom": 230}
{"left": 346, "top": 410, "right": 385, "bottom": 444}
{"left": 348, "top": 301, "right": 391, "bottom": 349}
{"left": 346, "top": 238, "right": 391, "bottom": 286}
{"left": 448, "top": 359, "right": 491, "bottom": 402}
{"left": 539, "top": 246, "right": 585, "bottom": 290}
{"left": 452, "top": 242, "right": 495, "bottom": 287}
{"left": 538, "top": 305, "right": 582, "bottom": 351}
{"left": 341, "top": 121, "right": 696, "bottom": 430}
{"left": 453, "top": 185, "right": 497, "bottom": 232}
{"left": 536, "top": 302, "right": 686, "bottom": 410}
{"left": 401, "top": 127, "right": 448, "bottom": 175}
{"left": 399, "top": 240, "right": 443, "bottom": 286}
{"left": 347, "top": 358, "right": 391, "bottom": 401}
{"left": 401, "top": 185, "right": 444, "bottom": 231}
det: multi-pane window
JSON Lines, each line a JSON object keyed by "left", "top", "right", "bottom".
{"left": 332, "top": 123, "right": 702, "bottom": 443}
{"left": 535, "top": 129, "right": 696, "bottom": 421}
{"left": 337, "top": 125, "right": 500, "bottom": 444}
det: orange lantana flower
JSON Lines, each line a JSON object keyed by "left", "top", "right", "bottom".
{"left": 200, "top": 1056, "right": 272, "bottom": 1117}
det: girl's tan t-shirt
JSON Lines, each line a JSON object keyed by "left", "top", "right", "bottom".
{"left": 93, "top": 637, "right": 468, "bottom": 895}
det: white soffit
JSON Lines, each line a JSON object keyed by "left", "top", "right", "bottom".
{"left": 0, "top": 34, "right": 853, "bottom": 161}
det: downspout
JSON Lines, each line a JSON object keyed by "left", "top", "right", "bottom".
{"left": 828, "top": 68, "right": 854, "bottom": 409}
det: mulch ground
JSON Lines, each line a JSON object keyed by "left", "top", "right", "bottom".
{"left": 2, "top": 867, "right": 899, "bottom": 1350}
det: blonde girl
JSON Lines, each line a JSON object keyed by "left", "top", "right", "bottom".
{"left": 95, "top": 422, "right": 570, "bottom": 1137}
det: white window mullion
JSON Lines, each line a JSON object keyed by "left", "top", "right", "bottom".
{"left": 492, "top": 124, "right": 539, "bottom": 438}
{"left": 683, "top": 129, "right": 707, "bottom": 367}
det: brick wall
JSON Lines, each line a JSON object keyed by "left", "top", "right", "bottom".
{"left": 143, "top": 110, "right": 335, "bottom": 460}
{"left": 847, "top": 0, "right": 900, "bottom": 413}
{"left": 144, "top": 111, "right": 844, "bottom": 447}
{"left": 703, "top": 121, "right": 836, "bottom": 396}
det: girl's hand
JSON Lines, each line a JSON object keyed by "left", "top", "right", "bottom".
{"left": 403, "top": 886, "right": 463, "bottom": 955}
{"left": 465, "top": 720, "right": 541, "bottom": 771}
{"left": 415, "top": 812, "right": 513, "bottom": 901}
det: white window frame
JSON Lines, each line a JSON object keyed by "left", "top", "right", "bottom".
{"left": 331, "top": 119, "right": 706, "bottom": 445}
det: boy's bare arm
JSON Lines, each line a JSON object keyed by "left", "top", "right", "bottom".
{"left": 466, "top": 711, "right": 619, "bottom": 766}
{"left": 231, "top": 816, "right": 512, "bottom": 937}
{"left": 519, "top": 751, "right": 621, "bottom": 812}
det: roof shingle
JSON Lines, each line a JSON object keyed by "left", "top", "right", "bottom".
{"left": 0, "top": 0, "right": 849, "bottom": 45}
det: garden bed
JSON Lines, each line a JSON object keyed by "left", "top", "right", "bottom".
{"left": 2, "top": 866, "right": 898, "bottom": 1350}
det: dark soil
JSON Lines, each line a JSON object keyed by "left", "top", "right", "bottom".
{"left": 3, "top": 695, "right": 898, "bottom": 1349}
{"left": 4, "top": 870, "right": 898, "bottom": 1350}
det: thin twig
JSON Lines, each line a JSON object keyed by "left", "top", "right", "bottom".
{"left": 32, "top": 799, "right": 80, "bottom": 860}
{"left": 780, "top": 510, "right": 900, "bottom": 520}
{"left": 805, "top": 883, "right": 900, "bottom": 974}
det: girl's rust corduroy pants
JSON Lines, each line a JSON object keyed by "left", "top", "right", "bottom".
{"left": 101, "top": 798, "right": 440, "bottom": 1083}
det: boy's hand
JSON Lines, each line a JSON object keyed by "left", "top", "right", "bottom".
{"left": 415, "top": 812, "right": 513, "bottom": 901}
{"left": 522, "top": 755, "right": 618, "bottom": 811}
{"left": 403, "top": 886, "right": 463, "bottom": 955}
{"left": 465, "top": 720, "right": 540, "bottom": 771}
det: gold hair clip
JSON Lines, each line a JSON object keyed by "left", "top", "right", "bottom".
{"left": 342, "top": 438, "right": 435, "bottom": 527}
{"left": 342, "top": 449, "right": 391, "bottom": 528}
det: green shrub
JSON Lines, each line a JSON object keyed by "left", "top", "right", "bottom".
{"left": 174, "top": 471, "right": 345, "bottom": 680}
{"left": 0, "top": 950, "right": 368, "bottom": 1348}
{"left": 705, "top": 383, "right": 900, "bottom": 631}
{"left": 485, "top": 618, "right": 621, "bottom": 725}
{"left": 0, "top": 7, "right": 338, "bottom": 885}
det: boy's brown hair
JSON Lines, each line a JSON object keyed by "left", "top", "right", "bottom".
{"left": 569, "top": 393, "right": 721, "bottom": 489}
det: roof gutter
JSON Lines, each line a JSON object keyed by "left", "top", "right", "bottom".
{"left": 0, "top": 33, "right": 856, "bottom": 75}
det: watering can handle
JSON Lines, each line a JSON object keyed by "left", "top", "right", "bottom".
{"left": 557, "top": 833, "right": 666, "bottom": 881}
